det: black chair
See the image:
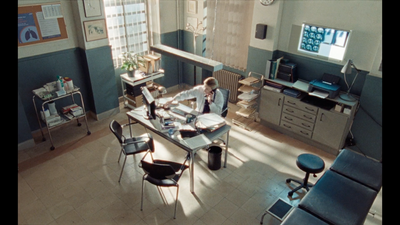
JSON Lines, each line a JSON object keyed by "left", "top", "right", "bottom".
{"left": 109, "top": 120, "right": 155, "bottom": 182}
{"left": 140, "top": 151, "right": 189, "bottom": 219}
{"left": 219, "top": 88, "right": 230, "bottom": 118}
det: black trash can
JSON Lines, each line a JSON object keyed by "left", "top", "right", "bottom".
{"left": 208, "top": 146, "right": 222, "bottom": 170}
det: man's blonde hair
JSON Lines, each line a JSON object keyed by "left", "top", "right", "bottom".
{"left": 204, "top": 77, "right": 219, "bottom": 90}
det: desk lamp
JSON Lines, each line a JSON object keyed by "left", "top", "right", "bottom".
{"left": 340, "top": 59, "right": 360, "bottom": 101}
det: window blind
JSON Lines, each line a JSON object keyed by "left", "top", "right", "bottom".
{"left": 104, "top": 0, "right": 150, "bottom": 68}
{"left": 205, "top": 0, "right": 254, "bottom": 71}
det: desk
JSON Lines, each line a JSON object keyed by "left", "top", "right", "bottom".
{"left": 120, "top": 71, "right": 164, "bottom": 109}
{"left": 126, "top": 106, "right": 230, "bottom": 193}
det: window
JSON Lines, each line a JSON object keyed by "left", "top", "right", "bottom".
{"left": 104, "top": 0, "right": 150, "bottom": 68}
{"left": 205, "top": 0, "right": 253, "bottom": 71}
{"left": 297, "top": 23, "right": 351, "bottom": 61}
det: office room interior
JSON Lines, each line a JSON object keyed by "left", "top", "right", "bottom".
{"left": 18, "top": 0, "right": 382, "bottom": 225}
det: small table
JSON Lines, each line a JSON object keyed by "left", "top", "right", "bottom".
{"left": 126, "top": 106, "right": 230, "bottom": 193}
{"left": 120, "top": 71, "right": 164, "bottom": 109}
{"left": 32, "top": 83, "right": 90, "bottom": 150}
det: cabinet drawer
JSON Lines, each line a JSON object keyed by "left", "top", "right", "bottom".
{"left": 280, "top": 121, "right": 313, "bottom": 138}
{"left": 282, "top": 105, "right": 316, "bottom": 123}
{"left": 281, "top": 113, "right": 314, "bottom": 131}
{"left": 284, "top": 97, "right": 318, "bottom": 115}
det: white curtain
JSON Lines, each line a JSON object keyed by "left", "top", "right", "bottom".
{"left": 104, "top": 0, "right": 150, "bottom": 68}
{"left": 205, "top": 0, "right": 254, "bottom": 71}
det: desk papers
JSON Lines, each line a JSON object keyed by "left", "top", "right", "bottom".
{"left": 196, "top": 113, "right": 226, "bottom": 131}
{"left": 309, "top": 90, "right": 329, "bottom": 99}
{"left": 183, "top": 134, "right": 211, "bottom": 149}
{"left": 176, "top": 104, "right": 195, "bottom": 114}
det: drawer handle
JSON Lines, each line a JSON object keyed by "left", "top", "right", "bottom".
{"left": 285, "top": 108, "right": 294, "bottom": 113}
{"left": 278, "top": 98, "right": 281, "bottom": 106}
{"left": 303, "top": 115, "right": 312, "bottom": 120}
{"left": 300, "top": 130, "right": 309, "bottom": 135}
{"left": 284, "top": 116, "right": 293, "bottom": 121}
{"left": 305, "top": 107, "right": 314, "bottom": 112}
{"left": 283, "top": 124, "right": 291, "bottom": 129}
{"left": 287, "top": 101, "right": 296, "bottom": 105}
{"left": 301, "top": 123, "right": 310, "bottom": 128}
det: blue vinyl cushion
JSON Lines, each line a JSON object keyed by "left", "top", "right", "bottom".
{"left": 299, "top": 170, "right": 377, "bottom": 225}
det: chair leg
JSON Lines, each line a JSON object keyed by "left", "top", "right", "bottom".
{"left": 118, "top": 155, "right": 127, "bottom": 182}
{"left": 117, "top": 149, "right": 123, "bottom": 163}
{"left": 174, "top": 185, "right": 179, "bottom": 219}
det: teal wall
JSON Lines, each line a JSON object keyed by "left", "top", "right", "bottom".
{"left": 18, "top": 48, "right": 91, "bottom": 132}
{"left": 82, "top": 46, "right": 119, "bottom": 115}
{"left": 18, "top": 46, "right": 118, "bottom": 143}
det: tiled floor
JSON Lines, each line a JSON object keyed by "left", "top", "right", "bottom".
{"left": 18, "top": 89, "right": 382, "bottom": 225}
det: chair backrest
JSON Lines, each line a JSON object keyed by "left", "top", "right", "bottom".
{"left": 218, "top": 88, "right": 230, "bottom": 118}
{"left": 141, "top": 160, "right": 176, "bottom": 180}
{"left": 109, "top": 120, "right": 123, "bottom": 144}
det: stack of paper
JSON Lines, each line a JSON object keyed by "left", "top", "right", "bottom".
{"left": 196, "top": 113, "right": 226, "bottom": 131}
{"left": 238, "top": 92, "right": 258, "bottom": 102}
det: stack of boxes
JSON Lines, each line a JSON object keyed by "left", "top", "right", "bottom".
{"left": 139, "top": 54, "right": 161, "bottom": 74}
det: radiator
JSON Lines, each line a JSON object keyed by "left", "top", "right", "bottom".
{"left": 213, "top": 70, "right": 242, "bottom": 103}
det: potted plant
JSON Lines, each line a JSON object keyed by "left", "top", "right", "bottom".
{"left": 120, "top": 52, "right": 145, "bottom": 77}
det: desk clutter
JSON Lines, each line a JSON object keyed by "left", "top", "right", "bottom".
{"left": 151, "top": 98, "right": 227, "bottom": 149}
{"left": 32, "top": 76, "right": 76, "bottom": 100}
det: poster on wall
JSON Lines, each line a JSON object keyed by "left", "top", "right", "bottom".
{"left": 36, "top": 12, "right": 61, "bottom": 40}
{"left": 18, "top": 13, "right": 40, "bottom": 44}
{"left": 18, "top": 3, "right": 68, "bottom": 47}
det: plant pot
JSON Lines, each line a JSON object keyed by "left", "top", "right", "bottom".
{"left": 127, "top": 70, "right": 135, "bottom": 77}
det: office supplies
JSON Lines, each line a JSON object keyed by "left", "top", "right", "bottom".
{"left": 283, "top": 88, "right": 301, "bottom": 98}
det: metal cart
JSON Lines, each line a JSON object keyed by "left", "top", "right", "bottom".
{"left": 32, "top": 83, "right": 91, "bottom": 150}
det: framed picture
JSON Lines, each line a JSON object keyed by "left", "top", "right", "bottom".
{"left": 188, "top": 1, "right": 197, "bottom": 14}
{"left": 84, "top": 19, "right": 107, "bottom": 42}
{"left": 83, "top": 0, "right": 102, "bottom": 17}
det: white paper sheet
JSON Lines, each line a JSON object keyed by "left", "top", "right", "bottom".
{"left": 309, "top": 90, "right": 329, "bottom": 99}
{"left": 183, "top": 134, "right": 211, "bottom": 149}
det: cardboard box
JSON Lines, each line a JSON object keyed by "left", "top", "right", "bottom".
{"left": 139, "top": 56, "right": 153, "bottom": 74}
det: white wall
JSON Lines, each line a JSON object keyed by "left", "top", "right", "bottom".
{"left": 278, "top": 0, "right": 382, "bottom": 75}
{"left": 249, "top": 0, "right": 382, "bottom": 77}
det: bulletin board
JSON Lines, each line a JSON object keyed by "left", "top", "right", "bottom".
{"left": 18, "top": 2, "right": 68, "bottom": 47}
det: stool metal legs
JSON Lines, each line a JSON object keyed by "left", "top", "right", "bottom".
{"left": 286, "top": 172, "right": 314, "bottom": 197}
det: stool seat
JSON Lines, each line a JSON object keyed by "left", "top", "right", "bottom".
{"left": 287, "top": 153, "right": 325, "bottom": 197}
{"left": 296, "top": 154, "right": 325, "bottom": 174}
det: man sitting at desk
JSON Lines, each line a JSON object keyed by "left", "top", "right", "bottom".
{"left": 165, "top": 77, "right": 224, "bottom": 115}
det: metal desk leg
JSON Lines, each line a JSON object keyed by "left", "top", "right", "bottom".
{"left": 224, "top": 130, "right": 230, "bottom": 168}
{"left": 128, "top": 117, "right": 133, "bottom": 137}
{"left": 190, "top": 151, "right": 195, "bottom": 193}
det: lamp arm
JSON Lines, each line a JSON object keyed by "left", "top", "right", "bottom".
{"left": 347, "top": 70, "right": 359, "bottom": 94}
